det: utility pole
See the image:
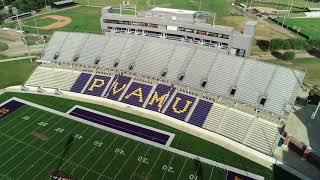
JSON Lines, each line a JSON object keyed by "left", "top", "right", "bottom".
{"left": 12, "top": 7, "right": 32, "bottom": 62}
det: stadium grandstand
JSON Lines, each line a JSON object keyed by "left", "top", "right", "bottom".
{"left": 3, "top": 6, "right": 309, "bottom": 179}
{"left": 26, "top": 25, "right": 304, "bottom": 158}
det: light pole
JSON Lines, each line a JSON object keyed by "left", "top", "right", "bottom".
{"left": 12, "top": 7, "right": 32, "bottom": 62}
{"left": 1, "top": 0, "right": 8, "bottom": 18}
{"left": 31, "top": 10, "right": 45, "bottom": 48}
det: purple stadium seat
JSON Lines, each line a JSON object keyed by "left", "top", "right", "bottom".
{"left": 146, "top": 84, "right": 175, "bottom": 112}
{"left": 105, "top": 75, "right": 131, "bottom": 101}
{"left": 83, "top": 75, "right": 111, "bottom": 97}
{"left": 70, "top": 73, "right": 92, "bottom": 93}
{"left": 188, "top": 100, "right": 213, "bottom": 127}
{"left": 121, "top": 82, "right": 153, "bottom": 107}
{"left": 164, "top": 93, "right": 196, "bottom": 121}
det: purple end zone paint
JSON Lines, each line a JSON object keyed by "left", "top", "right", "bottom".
{"left": 83, "top": 75, "right": 111, "bottom": 97}
{"left": 0, "top": 100, "right": 25, "bottom": 120}
{"left": 70, "top": 73, "right": 92, "bottom": 93}
{"left": 227, "top": 171, "right": 255, "bottom": 180}
{"left": 188, "top": 100, "right": 213, "bottom": 127}
{"left": 105, "top": 75, "right": 131, "bottom": 101}
{"left": 70, "top": 107, "right": 170, "bottom": 145}
{"left": 121, "top": 82, "right": 153, "bottom": 107}
{"left": 165, "top": 93, "right": 196, "bottom": 121}
{"left": 146, "top": 84, "right": 175, "bottom": 112}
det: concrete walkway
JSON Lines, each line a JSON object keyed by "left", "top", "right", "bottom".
{"left": 0, "top": 56, "right": 36, "bottom": 62}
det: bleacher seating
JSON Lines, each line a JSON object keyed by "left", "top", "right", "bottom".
{"left": 218, "top": 109, "right": 254, "bottom": 142}
{"left": 203, "top": 104, "right": 226, "bottom": 131}
{"left": 25, "top": 65, "right": 281, "bottom": 156}
{"left": 244, "top": 118, "right": 279, "bottom": 155}
{"left": 26, "top": 67, "right": 81, "bottom": 90}
{"left": 99, "top": 36, "right": 128, "bottom": 68}
{"left": 135, "top": 41, "right": 175, "bottom": 77}
{"left": 40, "top": 32, "right": 304, "bottom": 117}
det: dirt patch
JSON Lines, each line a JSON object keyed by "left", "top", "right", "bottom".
{"left": 31, "top": 131, "right": 48, "bottom": 141}
{"left": 38, "top": 15, "right": 72, "bottom": 30}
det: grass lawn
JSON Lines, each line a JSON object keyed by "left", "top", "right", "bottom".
{"left": 277, "top": 18, "right": 320, "bottom": 40}
{"left": 23, "top": 17, "right": 58, "bottom": 27}
{"left": 215, "top": 16, "right": 296, "bottom": 40}
{"left": 25, "top": 35, "right": 43, "bottom": 45}
{"left": 244, "top": 0, "right": 320, "bottom": 8}
{"left": 75, "top": 0, "right": 231, "bottom": 16}
{"left": 0, "top": 42, "right": 9, "bottom": 52}
{"left": 249, "top": 2, "right": 302, "bottom": 11}
{"left": 0, "top": 59, "right": 39, "bottom": 89}
{"left": 262, "top": 58, "right": 320, "bottom": 85}
{"left": 4, "top": 6, "right": 102, "bottom": 35}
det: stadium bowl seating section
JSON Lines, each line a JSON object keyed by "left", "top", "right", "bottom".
{"left": 26, "top": 66, "right": 280, "bottom": 156}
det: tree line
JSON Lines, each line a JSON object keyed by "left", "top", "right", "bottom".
{"left": 1, "top": 0, "right": 58, "bottom": 13}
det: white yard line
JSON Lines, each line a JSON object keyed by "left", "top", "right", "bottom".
{"left": 113, "top": 143, "right": 141, "bottom": 179}
{"left": 208, "top": 166, "right": 214, "bottom": 180}
{"left": 82, "top": 135, "right": 120, "bottom": 178}
{"left": 128, "top": 146, "right": 152, "bottom": 180}
{"left": 146, "top": 149, "right": 164, "bottom": 179}
{"left": 58, "top": 126, "right": 91, "bottom": 169}
{"left": 98, "top": 139, "right": 130, "bottom": 180}
{"left": 177, "top": 158, "right": 188, "bottom": 180}
{"left": 69, "top": 131, "right": 109, "bottom": 174}
{"left": 0, "top": 111, "right": 51, "bottom": 169}
{"left": 4, "top": 97, "right": 265, "bottom": 180}
{"left": 6, "top": 116, "right": 67, "bottom": 177}
{"left": 0, "top": 106, "right": 36, "bottom": 132}
{"left": 0, "top": 110, "right": 47, "bottom": 155}
{"left": 32, "top": 122, "right": 83, "bottom": 178}
{"left": 160, "top": 153, "right": 176, "bottom": 180}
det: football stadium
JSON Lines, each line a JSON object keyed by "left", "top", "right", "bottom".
{"left": 1, "top": 2, "right": 319, "bottom": 180}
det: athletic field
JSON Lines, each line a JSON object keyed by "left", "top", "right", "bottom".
{"left": 0, "top": 97, "right": 261, "bottom": 180}
{"left": 0, "top": 92, "right": 300, "bottom": 179}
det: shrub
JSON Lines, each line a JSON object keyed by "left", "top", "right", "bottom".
{"left": 256, "top": 40, "right": 270, "bottom": 51}
{"left": 281, "top": 51, "right": 295, "bottom": 60}
{"left": 0, "top": 42, "right": 9, "bottom": 52}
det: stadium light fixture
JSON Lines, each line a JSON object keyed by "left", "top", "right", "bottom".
{"left": 12, "top": 7, "right": 32, "bottom": 63}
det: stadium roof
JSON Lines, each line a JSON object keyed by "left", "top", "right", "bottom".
{"left": 40, "top": 31, "right": 305, "bottom": 117}
{"left": 101, "top": 13, "right": 234, "bottom": 33}
{"left": 151, "top": 7, "right": 197, "bottom": 15}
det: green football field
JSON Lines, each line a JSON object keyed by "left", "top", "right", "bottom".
{"left": 0, "top": 92, "right": 301, "bottom": 180}
{"left": 0, "top": 99, "right": 233, "bottom": 179}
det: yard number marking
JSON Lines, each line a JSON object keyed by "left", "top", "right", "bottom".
{"left": 137, "top": 156, "right": 149, "bottom": 164}
{"left": 37, "top": 122, "right": 48, "bottom": 127}
{"left": 54, "top": 128, "right": 64, "bottom": 133}
{"left": 162, "top": 165, "right": 174, "bottom": 173}
{"left": 94, "top": 141, "right": 103, "bottom": 147}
